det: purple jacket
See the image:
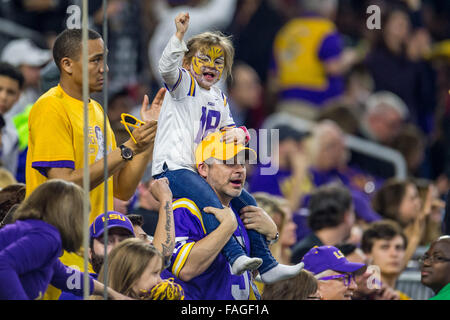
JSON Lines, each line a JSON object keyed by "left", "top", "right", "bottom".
{"left": 0, "top": 219, "right": 93, "bottom": 300}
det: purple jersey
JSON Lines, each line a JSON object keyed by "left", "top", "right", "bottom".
{"left": 161, "top": 198, "right": 259, "bottom": 300}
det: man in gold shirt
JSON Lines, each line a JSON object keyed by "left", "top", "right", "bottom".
{"left": 26, "top": 28, "right": 164, "bottom": 299}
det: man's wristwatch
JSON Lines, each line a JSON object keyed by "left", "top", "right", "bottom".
{"left": 119, "top": 144, "right": 134, "bottom": 161}
{"left": 267, "top": 232, "right": 279, "bottom": 245}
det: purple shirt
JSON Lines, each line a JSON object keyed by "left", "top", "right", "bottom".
{"left": 0, "top": 219, "right": 93, "bottom": 299}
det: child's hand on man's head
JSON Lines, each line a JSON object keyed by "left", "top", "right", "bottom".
{"left": 221, "top": 127, "right": 247, "bottom": 145}
{"left": 175, "top": 12, "right": 190, "bottom": 40}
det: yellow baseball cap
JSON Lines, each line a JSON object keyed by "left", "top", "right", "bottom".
{"left": 195, "top": 131, "right": 257, "bottom": 168}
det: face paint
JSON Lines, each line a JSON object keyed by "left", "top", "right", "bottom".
{"left": 191, "top": 45, "right": 225, "bottom": 85}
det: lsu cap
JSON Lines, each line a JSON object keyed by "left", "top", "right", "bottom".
{"left": 302, "top": 245, "right": 367, "bottom": 275}
{"left": 90, "top": 211, "right": 135, "bottom": 239}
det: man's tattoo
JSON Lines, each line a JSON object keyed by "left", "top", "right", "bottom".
{"left": 162, "top": 201, "right": 174, "bottom": 257}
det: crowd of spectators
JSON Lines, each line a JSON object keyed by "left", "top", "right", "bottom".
{"left": 0, "top": 0, "right": 450, "bottom": 301}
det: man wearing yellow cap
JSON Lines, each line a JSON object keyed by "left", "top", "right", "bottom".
{"left": 158, "top": 132, "right": 305, "bottom": 299}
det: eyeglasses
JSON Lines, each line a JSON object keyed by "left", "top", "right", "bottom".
{"left": 120, "top": 113, "right": 145, "bottom": 144}
{"left": 318, "top": 273, "right": 355, "bottom": 287}
{"left": 419, "top": 254, "right": 450, "bottom": 265}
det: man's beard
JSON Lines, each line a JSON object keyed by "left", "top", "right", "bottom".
{"left": 90, "top": 251, "right": 105, "bottom": 274}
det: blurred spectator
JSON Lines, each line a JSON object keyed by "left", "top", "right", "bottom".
{"left": 249, "top": 125, "right": 311, "bottom": 212}
{"left": 415, "top": 179, "right": 444, "bottom": 245}
{"left": 305, "top": 120, "right": 382, "bottom": 222}
{"left": 225, "top": 0, "right": 284, "bottom": 116}
{"left": 422, "top": 0, "right": 450, "bottom": 41}
{"left": 1, "top": 39, "right": 51, "bottom": 117}
{"left": 225, "top": 0, "right": 283, "bottom": 84}
{"left": 0, "top": 183, "right": 25, "bottom": 225}
{"left": 93, "top": 238, "right": 183, "bottom": 300}
{"left": 291, "top": 184, "right": 355, "bottom": 263}
{"left": 372, "top": 178, "right": 434, "bottom": 265}
{"left": 349, "top": 91, "right": 409, "bottom": 179}
{"left": 420, "top": 235, "right": 450, "bottom": 300}
{"left": 3, "top": 0, "right": 71, "bottom": 47}
{"left": 148, "top": 0, "right": 238, "bottom": 86}
{"left": 432, "top": 92, "right": 450, "bottom": 192}
{"left": 226, "top": 61, "right": 263, "bottom": 128}
{"left": 364, "top": 4, "right": 436, "bottom": 133}
{"left": 269, "top": 0, "right": 364, "bottom": 120}
{"left": 391, "top": 123, "right": 426, "bottom": 177}
{"left": 329, "top": 62, "right": 375, "bottom": 115}
{"left": 0, "top": 62, "right": 24, "bottom": 115}
{"left": 92, "top": 0, "right": 149, "bottom": 98}
{"left": 1, "top": 40, "right": 51, "bottom": 182}
{"left": 317, "top": 104, "right": 360, "bottom": 135}
{"left": 262, "top": 269, "right": 319, "bottom": 300}
{"left": 359, "top": 91, "right": 410, "bottom": 146}
{"left": 302, "top": 245, "right": 366, "bottom": 300}
{"left": 361, "top": 220, "right": 412, "bottom": 300}
{"left": 0, "top": 62, "right": 24, "bottom": 177}
{"left": 372, "top": 178, "right": 422, "bottom": 230}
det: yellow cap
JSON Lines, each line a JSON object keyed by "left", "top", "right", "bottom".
{"left": 195, "top": 131, "right": 257, "bottom": 168}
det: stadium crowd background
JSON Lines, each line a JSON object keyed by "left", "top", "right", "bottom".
{"left": 0, "top": 0, "right": 450, "bottom": 300}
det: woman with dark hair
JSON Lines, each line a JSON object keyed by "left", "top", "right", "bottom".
{"left": 0, "top": 179, "right": 128, "bottom": 300}
{"left": 372, "top": 178, "right": 433, "bottom": 269}
{"left": 371, "top": 179, "right": 422, "bottom": 227}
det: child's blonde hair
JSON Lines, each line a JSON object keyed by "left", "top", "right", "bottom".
{"left": 183, "top": 31, "right": 234, "bottom": 80}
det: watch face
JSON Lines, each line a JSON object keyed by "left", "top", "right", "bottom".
{"left": 122, "top": 146, "right": 133, "bottom": 160}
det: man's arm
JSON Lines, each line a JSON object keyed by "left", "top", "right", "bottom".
{"left": 148, "top": 178, "right": 175, "bottom": 261}
{"left": 113, "top": 88, "right": 165, "bottom": 200}
{"left": 178, "top": 206, "right": 237, "bottom": 282}
{"left": 48, "top": 90, "right": 165, "bottom": 201}
{"left": 47, "top": 120, "right": 156, "bottom": 197}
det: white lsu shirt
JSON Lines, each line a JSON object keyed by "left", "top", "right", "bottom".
{"left": 151, "top": 35, "right": 236, "bottom": 176}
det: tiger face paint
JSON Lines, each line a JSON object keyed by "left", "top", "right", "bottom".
{"left": 190, "top": 45, "right": 225, "bottom": 89}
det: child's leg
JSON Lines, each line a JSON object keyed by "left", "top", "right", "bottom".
{"left": 231, "top": 189, "right": 305, "bottom": 284}
{"left": 155, "top": 167, "right": 261, "bottom": 273}
{"left": 230, "top": 190, "right": 278, "bottom": 272}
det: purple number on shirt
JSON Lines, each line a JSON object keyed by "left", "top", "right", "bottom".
{"left": 194, "top": 106, "right": 221, "bottom": 143}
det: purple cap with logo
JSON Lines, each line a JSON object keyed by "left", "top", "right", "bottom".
{"left": 302, "top": 246, "right": 366, "bottom": 275}
{"left": 90, "top": 211, "right": 135, "bottom": 239}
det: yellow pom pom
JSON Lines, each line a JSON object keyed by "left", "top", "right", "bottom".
{"left": 149, "top": 278, "right": 185, "bottom": 300}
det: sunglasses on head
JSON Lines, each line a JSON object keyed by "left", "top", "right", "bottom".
{"left": 120, "top": 113, "right": 145, "bottom": 144}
